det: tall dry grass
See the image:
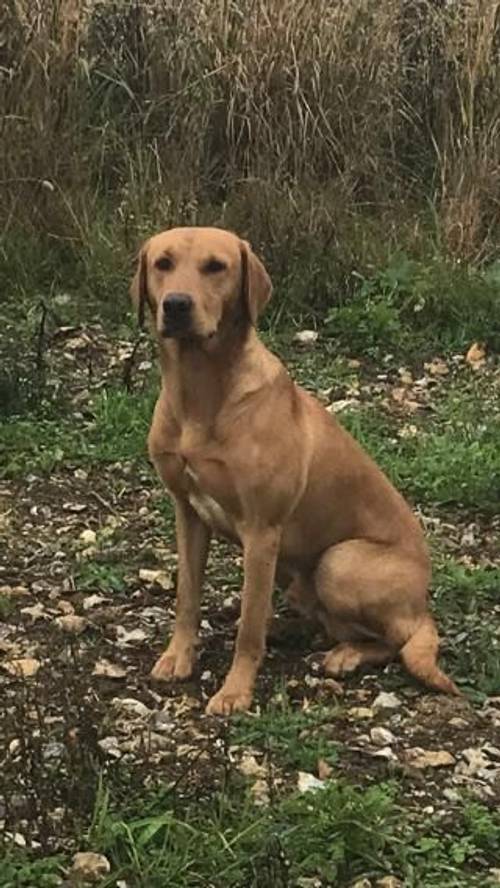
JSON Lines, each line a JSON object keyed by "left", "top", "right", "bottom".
{"left": 1, "top": 0, "right": 500, "bottom": 276}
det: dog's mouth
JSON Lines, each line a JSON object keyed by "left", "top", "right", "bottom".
{"left": 160, "top": 320, "right": 217, "bottom": 341}
{"left": 161, "top": 320, "right": 192, "bottom": 339}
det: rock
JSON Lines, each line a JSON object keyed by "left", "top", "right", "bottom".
{"left": 98, "top": 737, "right": 122, "bottom": 759}
{"left": 3, "top": 658, "right": 41, "bottom": 678}
{"left": 150, "top": 711, "right": 173, "bottom": 732}
{"left": 30, "top": 580, "right": 51, "bottom": 595}
{"left": 406, "top": 748, "right": 455, "bottom": 769}
{"left": 293, "top": 329, "right": 318, "bottom": 347}
{"left": 297, "top": 771, "right": 326, "bottom": 793}
{"left": 483, "top": 743, "right": 500, "bottom": 761}
{"left": 348, "top": 707, "right": 375, "bottom": 720}
{"left": 112, "top": 698, "right": 150, "bottom": 719}
{"left": 115, "top": 626, "right": 147, "bottom": 647}
{"left": 372, "top": 692, "right": 402, "bottom": 711}
{"left": 63, "top": 502, "right": 87, "bottom": 513}
{"left": 465, "top": 341, "right": 486, "bottom": 369}
{"left": 71, "top": 851, "right": 111, "bottom": 883}
{"left": 0, "top": 584, "right": 29, "bottom": 598}
{"left": 42, "top": 742, "right": 66, "bottom": 762}
{"left": 317, "top": 758, "right": 333, "bottom": 779}
{"left": 56, "top": 615, "right": 88, "bottom": 635}
{"left": 92, "top": 659, "right": 127, "bottom": 679}
{"left": 370, "top": 746, "right": 397, "bottom": 761}
{"left": 250, "top": 778, "right": 270, "bottom": 807}
{"left": 79, "top": 529, "right": 97, "bottom": 546}
{"left": 454, "top": 747, "right": 497, "bottom": 780}
{"left": 327, "top": 398, "right": 359, "bottom": 414}
{"left": 138, "top": 569, "right": 172, "bottom": 590}
{"left": 398, "top": 424, "right": 418, "bottom": 439}
{"left": 239, "top": 753, "right": 267, "bottom": 779}
{"left": 56, "top": 599, "right": 75, "bottom": 615}
{"left": 370, "top": 727, "right": 395, "bottom": 746}
{"left": 296, "top": 879, "right": 322, "bottom": 888}
{"left": 321, "top": 678, "right": 344, "bottom": 695}
{"left": 82, "top": 594, "right": 107, "bottom": 611}
{"left": 376, "top": 878, "right": 404, "bottom": 888}
{"left": 424, "top": 357, "right": 449, "bottom": 376}
{"left": 20, "top": 603, "right": 47, "bottom": 622}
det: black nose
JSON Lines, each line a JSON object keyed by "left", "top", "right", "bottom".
{"left": 163, "top": 293, "right": 192, "bottom": 317}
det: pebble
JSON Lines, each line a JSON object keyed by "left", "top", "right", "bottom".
{"left": 3, "top": 658, "right": 41, "bottom": 678}
{"left": 112, "top": 697, "right": 150, "bottom": 719}
{"left": 348, "top": 707, "right": 375, "bottom": 720}
{"left": 79, "top": 529, "right": 97, "bottom": 546}
{"left": 406, "top": 748, "right": 455, "bottom": 769}
{"left": 71, "top": 851, "right": 111, "bottom": 883}
{"left": 294, "top": 329, "right": 318, "bottom": 347}
{"left": 98, "top": 737, "right": 122, "bottom": 759}
{"left": 138, "top": 569, "right": 171, "bottom": 590}
{"left": 297, "top": 771, "right": 326, "bottom": 793}
{"left": 370, "top": 727, "right": 395, "bottom": 746}
{"left": 376, "top": 878, "right": 404, "bottom": 888}
{"left": 372, "top": 692, "right": 402, "bottom": 711}
{"left": 92, "top": 659, "right": 127, "bottom": 679}
{"left": 56, "top": 615, "right": 88, "bottom": 635}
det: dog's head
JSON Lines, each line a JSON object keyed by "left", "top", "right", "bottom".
{"left": 130, "top": 227, "right": 272, "bottom": 341}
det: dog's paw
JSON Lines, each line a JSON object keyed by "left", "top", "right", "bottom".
{"left": 323, "top": 644, "right": 362, "bottom": 676}
{"left": 205, "top": 686, "right": 253, "bottom": 716}
{"left": 150, "top": 646, "right": 195, "bottom": 682}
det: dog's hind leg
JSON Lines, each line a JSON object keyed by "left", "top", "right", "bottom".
{"left": 314, "top": 539, "right": 459, "bottom": 694}
{"left": 323, "top": 640, "right": 394, "bottom": 676}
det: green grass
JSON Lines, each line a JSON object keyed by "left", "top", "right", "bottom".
{"left": 341, "top": 378, "right": 500, "bottom": 515}
{"left": 74, "top": 561, "right": 128, "bottom": 594}
{"left": 326, "top": 254, "right": 500, "bottom": 358}
{"left": 2, "top": 367, "right": 498, "bottom": 516}
{"left": 3, "top": 781, "right": 500, "bottom": 888}
{"left": 232, "top": 696, "right": 340, "bottom": 772}
{"left": 0, "top": 593, "right": 16, "bottom": 621}
{"left": 1, "top": 318, "right": 498, "bottom": 886}
{"left": 432, "top": 560, "right": 500, "bottom": 698}
{"left": 0, "top": 388, "right": 155, "bottom": 478}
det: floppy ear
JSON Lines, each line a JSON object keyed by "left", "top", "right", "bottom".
{"left": 130, "top": 240, "right": 150, "bottom": 329}
{"left": 240, "top": 240, "right": 272, "bottom": 326}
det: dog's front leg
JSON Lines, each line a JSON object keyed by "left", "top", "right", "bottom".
{"left": 151, "top": 498, "right": 210, "bottom": 681}
{"left": 206, "top": 525, "right": 280, "bottom": 715}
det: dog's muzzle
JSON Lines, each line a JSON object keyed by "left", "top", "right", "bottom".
{"left": 161, "top": 292, "right": 193, "bottom": 337}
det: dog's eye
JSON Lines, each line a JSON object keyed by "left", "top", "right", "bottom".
{"left": 155, "top": 256, "right": 173, "bottom": 272}
{"left": 203, "top": 258, "right": 227, "bottom": 274}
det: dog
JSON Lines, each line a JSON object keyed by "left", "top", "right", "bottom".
{"left": 130, "top": 226, "right": 459, "bottom": 715}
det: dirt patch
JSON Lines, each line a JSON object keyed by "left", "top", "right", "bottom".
{"left": 1, "top": 463, "right": 500, "bottom": 853}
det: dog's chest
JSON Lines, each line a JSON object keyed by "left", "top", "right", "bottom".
{"left": 184, "top": 464, "right": 236, "bottom": 537}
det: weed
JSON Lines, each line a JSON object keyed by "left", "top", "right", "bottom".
{"left": 0, "top": 853, "right": 65, "bottom": 888}
{"left": 326, "top": 253, "right": 500, "bottom": 358}
{"left": 232, "top": 696, "right": 340, "bottom": 772}
{"left": 74, "top": 561, "right": 127, "bottom": 594}
{"left": 432, "top": 560, "right": 500, "bottom": 696}
{"left": 5, "top": 777, "right": 499, "bottom": 887}
{"left": 0, "top": 387, "right": 155, "bottom": 478}
{"left": 0, "top": 593, "right": 16, "bottom": 621}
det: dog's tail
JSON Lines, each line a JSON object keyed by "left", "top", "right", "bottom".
{"left": 400, "top": 616, "right": 460, "bottom": 695}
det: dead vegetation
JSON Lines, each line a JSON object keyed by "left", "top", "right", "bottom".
{"left": 1, "top": 0, "right": 500, "bottom": 267}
